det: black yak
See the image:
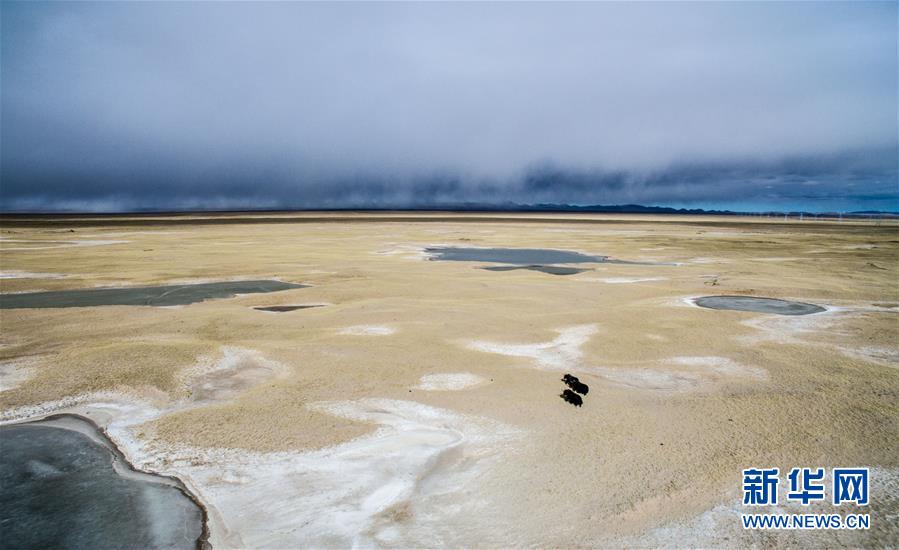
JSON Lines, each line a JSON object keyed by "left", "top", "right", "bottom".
{"left": 560, "top": 389, "right": 583, "bottom": 407}
{"left": 562, "top": 373, "right": 589, "bottom": 395}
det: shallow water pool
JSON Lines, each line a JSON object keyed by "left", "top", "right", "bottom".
{"left": 0, "top": 280, "right": 306, "bottom": 309}
{"left": 481, "top": 265, "right": 592, "bottom": 276}
{"left": 423, "top": 246, "right": 664, "bottom": 269}
{"left": 694, "top": 295, "right": 826, "bottom": 315}
{"left": 253, "top": 304, "right": 324, "bottom": 312}
{"left": 0, "top": 418, "right": 205, "bottom": 549}
{"left": 425, "top": 247, "right": 606, "bottom": 264}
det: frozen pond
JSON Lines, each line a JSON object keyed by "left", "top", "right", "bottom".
{"left": 0, "top": 280, "right": 306, "bottom": 309}
{"left": 425, "top": 247, "right": 608, "bottom": 264}
{"left": 0, "top": 416, "right": 205, "bottom": 549}
{"left": 425, "top": 246, "right": 658, "bottom": 268}
{"left": 694, "top": 295, "right": 826, "bottom": 315}
{"left": 481, "top": 265, "right": 591, "bottom": 276}
{"left": 253, "top": 304, "right": 323, "bottom": 312}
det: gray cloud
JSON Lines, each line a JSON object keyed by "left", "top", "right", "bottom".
{"left": 2, "top": 1, "right": 896, "bottom": 212}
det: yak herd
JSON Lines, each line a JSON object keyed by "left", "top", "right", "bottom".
{"left": 560, "top": 374, "right": 589, "bottom": 407}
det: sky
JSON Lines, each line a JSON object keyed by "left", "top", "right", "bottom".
{"left": 1, "top": 1, "right": 896, "bottom": 213}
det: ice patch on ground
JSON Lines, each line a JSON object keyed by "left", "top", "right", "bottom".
{"left": 78, "top": 231, "right": 185, "bottom": 237}
{"left": 374, "top": 244, "right": 430, "bottom": 261}
{"left": 465, "top": 324, "right": 598, "bottom": 371}
{"left": 594, "top": 367, "right": 702, "bottom": 392}
{"left": 676, "top": 296, "right": 704, "bottom": 309}
{"left": 738, "top": 307, "right": 842, "bottom": 346}
{"left": 0, "top": 391, "right": 129, "bottom": 423}
{"left": 666, "top": 356, "right": 768, "bottom": 380}
{"left": 0, "top": 357, "right": 41, "bottom": 392}
{"left": 0, "top": 271, "right": 68, "bottom": 279}
{"left": 465, "top": 326, "right": 766, "bottom": 392}
{"left": 754, "top": 257, "right": 797, "bottom": 262}
{"left": 595, "top": 357, "right": 766, "bottom": 392}
{"left": 740, "top": 306, "right": 898, "bottom": 369}
{"left": 838, "top": 346, "right": 899, "bottom": 370}
{"left": 593, "top": 277, "right": 668, "bottom": 284}
{"left": 415, "top": 373, "right": 487, "bottom": 391}
{"left": 0, "top": 239, "right": 130, "bottom": 251}
{"left": 685, "top": 257, "right": 732, "bottom": 264}
{"left": 339, "top": 325, "right": 396, "bottom": 336}
{"left": 180, "top": 347, "right": 286, "bottom": 403}
{"left": 110, "top": 398, "right": 521, "bottom": 549}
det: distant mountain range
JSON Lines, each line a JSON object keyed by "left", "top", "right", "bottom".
{"left": 2, "top": 203, "right": 897, "bottom": 217}
{"left": 511, "top": 204, "right": 898, "bottom": 217}
{"left": 330, "top": 203, "right": 898, "bottom": 217}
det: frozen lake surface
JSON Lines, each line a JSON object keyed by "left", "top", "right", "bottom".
{"left": 0, "top": 417, "right": 205, "bottom": 550}
{"left": 0, "top": 280, "right": 306, "bottom": 308}
{"left": 253, "top": 304, "right": 323, "bottom": 312}
{"left": 425, "top": 247, "right": 608, "bottom": 265}
{"left": 695, "top": 295, "right": 826, "bottom": 315}
{"left": 481, "top": 265, "right": 592, "bottom": 275}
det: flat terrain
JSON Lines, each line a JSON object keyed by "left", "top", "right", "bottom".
{"left": 1, "top": 213, "right": 897, "bottom": 547}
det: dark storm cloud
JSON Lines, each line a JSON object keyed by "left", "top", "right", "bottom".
{"left": 2, "top": 1, "right": 896, "bottom": 212}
